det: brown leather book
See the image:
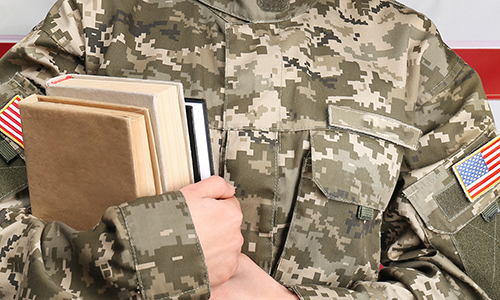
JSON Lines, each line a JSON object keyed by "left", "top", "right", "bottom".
{"left": 20, "top": 94, "right": 159, "bottom": 231}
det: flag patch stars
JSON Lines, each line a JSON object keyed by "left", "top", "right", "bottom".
{"left": 453, "top": 136, "right": 500, "bottom": 201}
{"left": 456, "top": 153, "right": 490, "bottom": 186}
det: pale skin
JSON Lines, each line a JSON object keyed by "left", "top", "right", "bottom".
{"left": 209, "top": 254, "right": 299, "bottom": 300}
{"left": 180, "top": 176, "right": 299, "bottom": 299}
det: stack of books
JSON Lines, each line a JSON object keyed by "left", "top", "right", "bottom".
{"left": 20, "top": 75, "right": 213, "bottom": 231}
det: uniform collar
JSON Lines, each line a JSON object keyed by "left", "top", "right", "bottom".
{"left": 197, "top": 0, "right": 318, "bottom": 22}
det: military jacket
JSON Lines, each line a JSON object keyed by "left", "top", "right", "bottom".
{"left": 0, "top": 0, "right": 499, "bottom": 299}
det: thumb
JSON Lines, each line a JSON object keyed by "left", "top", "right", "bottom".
{"left": 182, "top": 175, "right": 235, "bottom": 200}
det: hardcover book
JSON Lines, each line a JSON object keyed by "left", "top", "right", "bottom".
{"left": 20, "top": 95, "right": 159, "bottom": 230}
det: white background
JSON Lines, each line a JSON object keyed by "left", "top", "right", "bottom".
{"left": 0, "top": 0, "right": 55, "bottom": 41}
{"left": 400, "top": 0, "right": 500, "bottom": 49}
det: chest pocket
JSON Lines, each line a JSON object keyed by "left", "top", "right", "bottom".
{"left": 313, "top": 105, "right": 421, "bottom": 211}
{"left": 275, "top": 105, "right": 421, "bottom": 288}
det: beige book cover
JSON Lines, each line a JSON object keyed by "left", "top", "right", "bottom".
{"left": 20, "top": 94, "right": 159, "bottom": 231}
{"left": 46, "top": 74, "right": 193, "bottom": 192}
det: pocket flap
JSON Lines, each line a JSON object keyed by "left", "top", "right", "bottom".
{"left": 311, "top": 128, "right": 403, "bottom": 212}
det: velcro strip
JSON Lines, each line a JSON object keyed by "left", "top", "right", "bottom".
{"left": 482, "top": 201, "right": 500, "bottom": 223}
{"left": 327, "top": 105, "right": 421, "bottom": 150}
{"left": 358, "top": 206, "right": 374, "bottom": 221}
{"left": 0, "top": 139, "right": 18, "bottom": 163}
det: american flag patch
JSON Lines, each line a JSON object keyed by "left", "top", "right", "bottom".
{"left": 453, "top": 136, "right": 500, "bottom": 202}
{"left": 0, "top": 95, "right": 23, "bottom": 148}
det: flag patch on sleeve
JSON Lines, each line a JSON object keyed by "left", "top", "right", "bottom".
{"left": 0, "top": 95, "right": 23, "bottom": 148}
{"left": 453, "top": 136, "right": 500, "bottom": 202}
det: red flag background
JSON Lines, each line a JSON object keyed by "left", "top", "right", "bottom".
{"left": 1, "top": 0, "right": 499, "bottom": 117}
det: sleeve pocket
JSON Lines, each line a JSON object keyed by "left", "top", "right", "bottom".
{"left": 402, "top": 161, "right": 500, "bottom": 234}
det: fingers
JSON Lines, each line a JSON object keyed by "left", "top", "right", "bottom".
{"left": 181, "top": 175, "right": 235, "bottom": 200}
{"left": 180, "top": 176, "right": 243, "bottom": 287}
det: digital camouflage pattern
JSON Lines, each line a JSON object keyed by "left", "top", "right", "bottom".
{"left": 0, "top": 0, "right": 499, "bottom": 299}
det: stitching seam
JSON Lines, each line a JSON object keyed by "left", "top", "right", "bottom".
{"left": 427, "top": 59, "right": 463, "bottom": 96}
{"left": 117, "top": 205, "right": 147, "bottom": 299}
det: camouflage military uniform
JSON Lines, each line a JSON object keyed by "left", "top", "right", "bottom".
{"left": 0, "top": 0, "right": 499, "bottom": 299}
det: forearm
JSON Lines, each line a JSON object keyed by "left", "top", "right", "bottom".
{"left": 0, "top": 191, "right": 210, "bottom": 299}
{"left": 209, "top": 254, "right": 299, "bottom": 300}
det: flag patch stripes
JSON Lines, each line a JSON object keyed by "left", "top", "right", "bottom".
{"left": 0, "top": 95, "right": 23, "bottom": 148}
{"left": 453, "top": 136, "right": 500, "bottom": 201}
